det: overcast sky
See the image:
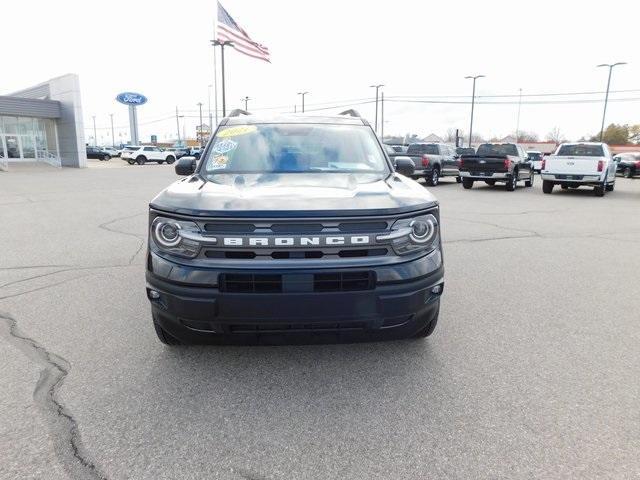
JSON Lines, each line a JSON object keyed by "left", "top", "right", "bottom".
{"left": 4, "top": 0, "right": 640, "bottom": 144}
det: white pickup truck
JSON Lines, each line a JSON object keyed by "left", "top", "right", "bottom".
{"left": 541, "top": 142, "right": 616, "bottom": 197}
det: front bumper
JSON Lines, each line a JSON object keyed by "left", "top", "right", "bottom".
{"left": 146, "top": 250, "right": 444, "bottom": 342}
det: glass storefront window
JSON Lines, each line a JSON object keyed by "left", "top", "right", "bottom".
{"left": 0, "top": 115, "right": 58, "bottom": 162}
{"left": 3, "top": 116, "right": 18, "bottom": 134}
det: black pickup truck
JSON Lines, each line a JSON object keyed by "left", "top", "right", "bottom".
{"left": 459, "top": 143, "right": 534, "bottom": 191}
{"left": 146, "top": 110, "right": 445, "bottom": 345}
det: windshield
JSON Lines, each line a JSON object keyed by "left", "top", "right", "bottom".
{"left": 557, "top": 145, "right": 604, "bottom": 157}
{"left": 476, "top": 144, "right": 518, "bottom": 156}
{"left": 407, "top": 144, "right": 439, "bottom": 155}
{"left": 202, "top": 124, "right": 389, "bottom": 174}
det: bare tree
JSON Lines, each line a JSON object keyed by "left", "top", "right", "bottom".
{"left": 546, "top": 127, "right": 566, "bottom": 144}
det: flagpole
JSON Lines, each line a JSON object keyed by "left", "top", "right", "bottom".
{"left": 213, "top": 15, "right": 219, "bottom": 126}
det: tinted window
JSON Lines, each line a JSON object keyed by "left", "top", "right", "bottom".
{"left": 476, "top": 144, "right": 518, "bottom": 156}
{"left": 406, "top": 144, "right": 439, "bottom": 155}
{"left": 557, "top": 145, "right": 604, "bottom": 157}
{"left": 144, "top": 147, "right": 153, "bottom": 151}
{"left": 124, "top": 146, "right": 139, "bottom": 151}
{"left": 528, "top": 152, "right": 542, "bottom": 160}
{"left": 203, "top": 124, "right": 389, "bottom": 174}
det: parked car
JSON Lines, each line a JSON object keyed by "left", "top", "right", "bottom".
{"left": 86, "top": 146, "right": 111, "bottom": 161}
{"left": 459, "top": 143, "right": 534, "bottom": 190}
{"left": 541, "top": 142, "right": 616, "bottom": 196}
{"left": 384, "top": 145, "right": 413, "bottom": 175}
{"left": 121, "top": 146, "right": 177, "bottom": 165}
{"left": 146, "top": 110, "right": 444, "bottom": 345}
{"left": 613, "top": 152, "right": 640, "bottom": 178}
{"left": 403, "top": 143, "right": 461, "bottom": 186}
{"left": 189, "top": 147, "right": 203, "bottom": 159}
{"left": 173, "top": 147, "right": 191, "bottom": 159}
{"left": 100, "top": 146, "right": 119, "bottom": 158}
{"left": 527, "top": 150, "right": 544, "bottom": 172}
{"left": 387, "top": 144, "right": 408, "bottom": 153}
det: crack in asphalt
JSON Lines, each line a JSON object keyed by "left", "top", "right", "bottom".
{"left": 0, "top": 311, "right": 108, "bottom": 480}
{"left": 97, "top": 212, "right": 147, "bottom": 266}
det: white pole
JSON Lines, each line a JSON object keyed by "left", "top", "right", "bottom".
{"left": 213, "top": 18, "right": 219, "bottom": 126}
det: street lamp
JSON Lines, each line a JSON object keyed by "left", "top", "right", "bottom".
{"left": 597, "top": 62, "right": 627, "bottom": 141}
{"left": 197, "top": 102, "right": 204, "bottom": 147}
{"left": 464, "top": 75, "right": 485, "bottom": 148}
{"left": 297, "top": 91, "right": 309, "bottom": 113}
{"left": 92, "top": 115, "right": 97, "bottom": 147}
{"left": 211, "top": 39, "right": 234, "bottom": 117}
{"left": 207, "top": 84, "right": 213, "bottom": 132}
{"left": 242, "top": 96, "right": 251, "bottom": 111}
{"left": 369, "top": 84, "right": 384, "bottom": 133}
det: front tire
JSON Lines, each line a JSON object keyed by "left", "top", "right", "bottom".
{"left": 462, "top": 178, "right": 474, "bottom": 189}
{"left": 426, "top": 168, "right": 440, "bottom": 186}
{"left": 166, "top": 156, "right": 176, "bottom": 165}
{"left": 136, "top": 155, "right": 146, "bottom": 165}
{"left": 594, "top": 183, "right": 606, "bottom": 197}
{"left": 623, "top": 167, "right": 632, "bottom": 178}
{"left": 157, "top": 161, "right": 164, "bottom": 165}
{"left": 456, "top": 176, "right": 462, "bottom": 183}
{"left": 542, "top": 180, "right": 554, "bottom": 194}
{"left": 606, "top": 181, "right": 615, "bottom": 192}
{"left": 103, "top": 154, "right": 111, "bottom": 161}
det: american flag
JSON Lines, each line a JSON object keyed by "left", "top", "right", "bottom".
{"left": 216, "top": 2, "right": 271, "bottom": 63}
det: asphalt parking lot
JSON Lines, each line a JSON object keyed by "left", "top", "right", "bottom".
{"left": 1, "top": 163, "right": 639, "bottom": 480}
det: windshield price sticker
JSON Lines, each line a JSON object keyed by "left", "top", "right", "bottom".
{"left": 212, "top": 155, "right": 228, "bottom": 168}
{"left": 217, "top": 125, "right": 257, "bottom": 137}
{"left": 212, "top": 139, "right": 238, "bottom": 155}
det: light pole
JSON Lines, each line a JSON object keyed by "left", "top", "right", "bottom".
{"left": 515, "top": 88, "right": 522, "bottom": 143}
{"left": 369, "top": 84, "right": 384, "bottom": 133}
{"left": 380, "top": 91, "right": 385, "bottom": 139}
{"left": 92, "top": 115, "right": 97, "bottom": 146}
{"left": 297, "top": 91, "right": 309, "bottom": 113}
{"left": 175, "top": 106, "right": 181, "bottom": 145}
{"left": 197, "top": 102, "right": 204, "bottom": 147}
{"left": 597, "top": 62, "right": 627, "bottom": 141}
{"left": 465, "top": 75, "right": 485, "bottom": 148}
{"left": 242, "top": 96, "right": 251, "bottom": 110}
{"left": 211, "top": 39, "right": 234, "bottom": 117}
{"left": 207, "top": 84, "right": 213, "bottom": 133}
{"left": 109, "top": 113, "right": 115, "bottom": 147}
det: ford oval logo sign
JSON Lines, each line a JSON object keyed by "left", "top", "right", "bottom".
{"left": 116, "top": 92, "right": 148, "bottom": 106}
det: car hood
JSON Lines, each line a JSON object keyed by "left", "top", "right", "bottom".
{"left": 150, "top": 172, "right": 438, "bottom": 217}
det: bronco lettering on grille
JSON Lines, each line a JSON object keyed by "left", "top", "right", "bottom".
{"left": 221, "top": 235, "right": 372, "bottom": 248}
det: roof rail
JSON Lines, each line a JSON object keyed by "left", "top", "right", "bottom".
{"left": 227, "top": 109, "right": 251, "bottom": 117}
{"left": 338, "top": 109, "right": 361, "bottom": 118}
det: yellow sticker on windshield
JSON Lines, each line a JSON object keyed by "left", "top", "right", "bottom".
{"left": 212, "top": 155, "right": 228, "bottom": 168}
{"left": 217, "top": 125, "right": 257, "bottom": 137}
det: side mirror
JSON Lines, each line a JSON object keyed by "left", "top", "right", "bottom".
{"left": 394, "top": 157, "right": 415, "bottom": 177}
{"left": 175, "top": 156, "right": 197, "bottom": 175}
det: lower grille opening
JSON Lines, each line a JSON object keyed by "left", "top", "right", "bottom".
{"left": 314, "top": 271, "right": 375, "bottom": 292}
{"left": 205, "top": 251, "right": 257, "bottom": 259}
{"left": 228, "top": 321, "right": 367, "bottom": 334}
{"left": 219, "top": 274, "right": 282, "bottom": 293}
{"left": 271, "top": 251, "right": 324, "bottom": 259}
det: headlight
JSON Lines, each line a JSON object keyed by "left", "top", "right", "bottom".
{"left": 150, "top": 216, "right": 201, "bottom": 258}
{"left": 377, "top": 213, "right": 440, "bottom": 255}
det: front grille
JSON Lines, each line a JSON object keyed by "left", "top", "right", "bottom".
{"left": 204, "top": 248, "right": 388, "bottom": 260}
{"left": 219, "top": 271, "right": 375, "bottom": 293}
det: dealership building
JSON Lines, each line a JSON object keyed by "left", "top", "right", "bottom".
{"left": 0, "top": 74, "right": 86, "bottom": 171}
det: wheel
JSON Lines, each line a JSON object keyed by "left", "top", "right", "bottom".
{"left": 561, "top": 184, "right": 569, "bottom": 190}
{"left": 505, "top": 172, "right": 517, "bottom": 191}
{"left": 153, "top": 321, "right": 182, "bottom": 346}
{"left": 606, "top": 181, "right": 615, "bottom": 192}
{"left": 127, "top": 159, "right": 136, "bottom": 165}
{"left": 426, "top": 168, "right": 440, "bottom": 186}
{"left": 413, "top": 313, "right": 439, "bottom": 338}
{"left": 456, "top": 176, "right": 462, "bottom": 183}
{"left": 542, "top": 180, "right": 554, "bottom": 194}
{"left": 166, "top": 156, "right": 176, "bottom": 165}
{"left": 157, "top": 161, "right": 164, "bottom": 165}
{"left": 462, "top": 178, "right": 474, "bottom": 189}
{"left": 484, "top": 180, "right": 496, "bottom": 186}
{"left": 525, "top": 171, "right": 534, "bottom": 187}
{"left": 136, "top": 155, "right": 146, "bottom": 165}
{"left": 623, "top": 167, "right": 632, "bottom": 178}
{"left": 594, "top": 183, "right": 605, "bottom": 197}
{"left": 103, "top": 154, "right": 111, "bottom": 161}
